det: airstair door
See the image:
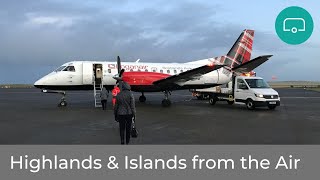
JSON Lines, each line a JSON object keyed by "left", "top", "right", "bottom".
{"left": 82, "top": 62, "right": 93, "bottom": 85}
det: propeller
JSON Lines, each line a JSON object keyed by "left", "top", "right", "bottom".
{"left": 113, "top": 56, "right": 125, "bottom": 82}
{"left": 117, "top": 56, "right": 122, "bottom": 76}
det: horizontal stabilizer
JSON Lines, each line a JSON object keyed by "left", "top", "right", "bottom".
{"left": 232, "top": 55, "right": 272, "bottom": 73}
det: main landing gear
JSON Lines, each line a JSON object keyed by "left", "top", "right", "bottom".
{"left": 139, "top": 91, "right": 171, "bottom": 107}
{"left": 161, "top": 91, "right": 171, "bottom": 107}
{"left": 139, "top": 92, "right": 146, "bottom": 102}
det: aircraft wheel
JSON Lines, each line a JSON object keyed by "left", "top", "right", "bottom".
{"left": 161, "top": 99, "right": 171, "bottom": 107}
{"left": 139, "top": 95, "right": 146, "bottom": 103}
{"left": 246, "top": 99, "right": 255, "bottom": 110}
{"left": 58, "top": 101, "right": 67, "bottom": 107}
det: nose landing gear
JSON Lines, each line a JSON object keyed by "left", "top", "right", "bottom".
{"left": 41, "top": 89, "right": 68, "bottom": 107}
{"left": 58, "top": 92, "right": 67, "bottom": 107}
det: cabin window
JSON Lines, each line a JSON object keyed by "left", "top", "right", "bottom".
{"left": 180, "top": 70, "right": 183, "bottom": 73}
{"left": 108, "top": 69, "right": 111, "bottom": 73}
{"left": 130, "top": 69, "right": 133, "bottom": 72}
{"left": 152, "top": 69, "right": 156, "bottom": 72}
{"left": 138, "top": 69, "right": 141, "bottom": 72}
{"left": 63, "top": 66, "right": 75, "bottom": 72}
{"left": 174, "top": 70, "right": 177, "bottom": 74}
{"left": 167, "top": 70, "right": 170, "bottom": 74}
{"left": 160, "top": 70, "right": 163, "bottom": 73}
{"left": 145, "top": 69, "right": 148, "bottom": 72}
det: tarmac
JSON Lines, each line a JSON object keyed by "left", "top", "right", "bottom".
{"left": 0, "top": 88, "right": 319, "bottom": 144}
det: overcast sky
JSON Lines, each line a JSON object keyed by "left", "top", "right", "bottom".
{"left": 0, "top": 0, "right": 319, "bottom": 84}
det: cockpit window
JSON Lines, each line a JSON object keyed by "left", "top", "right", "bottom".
{"left": 55, "top": 66, "right": 66, "bottom": 72}
{"left": 63, "top": 66, "right": 75, "bottom": 72}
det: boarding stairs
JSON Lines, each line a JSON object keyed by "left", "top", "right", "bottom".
{"left": 93, "top": 81, "right": 103, "bottom": 108}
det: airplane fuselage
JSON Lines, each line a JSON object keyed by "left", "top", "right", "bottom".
{"left": 34, "top": 60, "right": 232, "bottom": 92}
{"left": 33, "top": 29, "right": 266, "bottom": 107}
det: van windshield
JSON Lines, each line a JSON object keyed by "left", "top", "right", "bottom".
{"left": 245, "top": 79, "right": 270, "bottom": 88}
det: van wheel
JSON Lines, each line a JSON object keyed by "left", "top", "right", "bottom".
{"left": 227, "top": 100, "right": 234, "bottom": 105}
{"left": 268, "top": 105, "right": 276, "bottom": 110}
{"left": 246, "top": 99, "right": 255, "bottom": 110}
{"left": 209, "top": 97, "right": 217, "bottom": 105}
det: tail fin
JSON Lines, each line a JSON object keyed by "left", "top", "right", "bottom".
{"left": 215, "top": 29, "right": 254, "bottom": 68}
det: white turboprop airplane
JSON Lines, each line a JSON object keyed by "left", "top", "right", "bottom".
{"left": 34, "top": 29, "right": 272, "bottom": 107}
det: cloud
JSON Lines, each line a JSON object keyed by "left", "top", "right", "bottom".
{"left": 1, "top": 1, "right": 242, "bottom": 65}
{"left": 0, "top": 0, "right": 318, "bottom": 83}
{"left": 24, "top": 13, "right": 79, "bottom": 28}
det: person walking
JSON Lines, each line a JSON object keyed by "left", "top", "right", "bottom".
{"left": 114, "top": 81, "right": 136, "bottom": 145}
{"left": 112, "top": 84, "right": 120, "bottom": 108}
{"left": 100, "top": 87, "right": 108, "bottom": 110}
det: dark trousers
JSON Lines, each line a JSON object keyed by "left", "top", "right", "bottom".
{"left": 118, "top": 114, "right": 133, "bottom": 144}
{"left": 101, "top": 100, "right": 107, "bottom": 110}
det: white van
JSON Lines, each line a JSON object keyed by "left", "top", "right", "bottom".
{"left": 208, "top": 76, "right": 280, "bottom": 110}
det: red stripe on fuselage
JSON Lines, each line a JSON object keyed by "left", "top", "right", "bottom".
{"left": 122, "top": 72, "right": 170, "bottom": 85}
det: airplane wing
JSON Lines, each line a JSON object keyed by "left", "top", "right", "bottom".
{"left": 232, "top": 55, "right": 273, "bottom": 73}
{"left": 153, "top": 64, "right": 225, "bottom": 87}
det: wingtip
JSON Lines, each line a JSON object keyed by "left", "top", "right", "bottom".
{"left": 262, "top": 55, "right": 273, "bottom": 58}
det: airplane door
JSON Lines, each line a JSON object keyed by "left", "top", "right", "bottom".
{"left": 82, "top": 62, "right": 93, "bottom": 85}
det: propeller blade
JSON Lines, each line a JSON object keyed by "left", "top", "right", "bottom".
{"left": 117, "top": 56, "right": 121, "bottom": 74}
{"left": 115, "top": 69, "right": 125, "bottom": 84}
{"left": 114, "top": 56, "right": 125, "bottom": 83}
{"left": 119, "top": 69, "right": 125, "bottom": 77}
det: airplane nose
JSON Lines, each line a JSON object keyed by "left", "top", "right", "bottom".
{"left": 34, "top": 78, "right": 44, "bottom": 88}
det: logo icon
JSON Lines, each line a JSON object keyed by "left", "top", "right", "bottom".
{"left": 283, "top": 18, "right": 305, "bottom": 33}
{"left": 275, "top": 6, "right": 313, "bottom": 45}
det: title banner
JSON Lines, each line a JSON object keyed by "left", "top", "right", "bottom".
{"left": 0, "top": 145, "right": 319, "bottom": 180}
